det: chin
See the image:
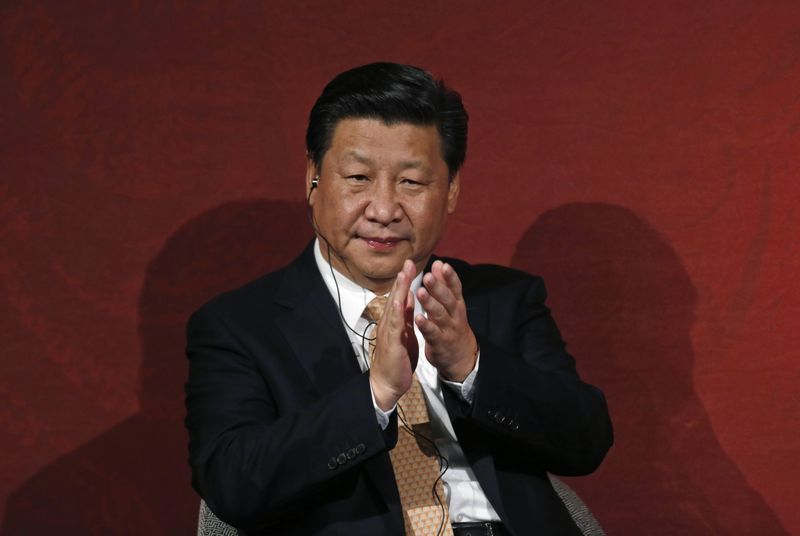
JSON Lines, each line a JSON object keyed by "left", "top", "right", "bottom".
{"left": 357, "top": 258, "right": 406, "bottom": 280}
{"left": 363, "top": 263, "right": 405, "bottom": 280}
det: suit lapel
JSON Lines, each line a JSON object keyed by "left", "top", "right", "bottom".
{"left": 273, "top": 242, "right": 402, "bottom": 516}
{"left": 273, "top": 242, "right": 361, "bottom": 395}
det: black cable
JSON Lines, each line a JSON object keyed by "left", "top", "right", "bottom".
{"left": 307, "top": 186, "right": 379, "bottom": 345}
{"left": 397, "top": 403, "right": 450, "bottom": 536}
{"left": 308, "top": 182, "right": 450, "bottom": 536}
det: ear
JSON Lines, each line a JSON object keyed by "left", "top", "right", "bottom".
{"left": 446, "top": 172, "right": 460, "bottom": 214}
{"left": 305, "top": 156, "right": 318, "bottom": 204}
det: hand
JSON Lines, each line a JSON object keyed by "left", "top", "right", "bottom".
{"left": 368, "top": 260, "right": 419, "bottom": 411}
{"left": 415, "top": 260, "right": 478, "bottom": 382}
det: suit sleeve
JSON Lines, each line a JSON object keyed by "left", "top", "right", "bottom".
{"left": 184, "top": 305, "right": 398, "bottom": 532}
{"left": 445, "top": 274, "right": 613, "bottom": 476}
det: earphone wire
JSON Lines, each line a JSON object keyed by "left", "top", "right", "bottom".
{"left": 308, "top": 178, "right": 449, "bottom": 536}
{"left": 307, "top": 183, "right": 377, "bottom": 344}
{"left": 396, "top": 403, "right": 449, "bottom": 536}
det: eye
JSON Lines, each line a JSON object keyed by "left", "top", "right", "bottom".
{"left": 347, "top": 174, "right": 369, "bottom": 181}
{"left": 400, "top": 177, "right": 425, "bottom": 187}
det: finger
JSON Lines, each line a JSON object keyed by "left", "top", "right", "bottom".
{"left": 375, "top": 277, "right": 402, "bottom": 344}
{"left": 393, "top": 259, "right": 417, "bottom": 320}
{"left": 397, "top": 260, "right": 416, "bottom": 298}
{"left": 432, "top": 261, "right": 462, "bottom": 301}
{"left": 404, "top": 289, "right": 416, "bottom": 326}
{"left": 423, "top": 270, "right": 457, "bottom": 315}
{"left": 404, "top": 289, "right": 420, "bottom": 366}
{"left": 380, "top": 269, "right": 401, "bottom": 322}
{"left": 403, "top": 258, "right": 417, "bottom": 280}
{"left": 441, "top": 262, "right": 464, "bottom": 300}
{"left": 414, "top": 313, "right": 441, "bottom": 343}
{"left": 382, "top": 260, "right": 416, "bottom": 338}
{"left": 416, "top": 286, "right": 448, "bottom": 323}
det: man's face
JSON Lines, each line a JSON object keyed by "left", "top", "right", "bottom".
{"left": 307, "top": 118, "right": 460, "bottom": 293}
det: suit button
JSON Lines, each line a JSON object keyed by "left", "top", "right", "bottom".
{"left": 356, "top": 443, "right": 366, "bottom": 454}
{"left": 510, "top": 421, "right": 519, "bottom": 431}
{"left": 346, "top": 448, "right": 356, "bottom": 460}
{"left": 327, "top": 457, "right": 338, "bottom": 470}
{"left": 337, "top": 453, "right": 347, "bottom": 465}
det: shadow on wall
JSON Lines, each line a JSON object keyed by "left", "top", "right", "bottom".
{"left": 2, "top": 199, "right": 311, "bottom": 535}
{"left": 511, "top": 202, "right": 787, "bottom": 535}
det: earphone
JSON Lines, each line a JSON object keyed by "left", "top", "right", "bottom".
{"left": 310, "top": 176, "right": 319, "bottom": 190}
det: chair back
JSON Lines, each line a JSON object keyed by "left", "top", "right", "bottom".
{"left": 197, "top": 500, "right": 238, "bottom": 536}
{"left": 549, "top": 474, "right": 606, "bottom": 535}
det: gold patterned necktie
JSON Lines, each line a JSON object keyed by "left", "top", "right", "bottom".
{"left": 364, "top": 296, "right": 453, "bottom": 536}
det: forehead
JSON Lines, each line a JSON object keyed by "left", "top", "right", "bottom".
{"left": 324, "top": 118, "right": 445, "bottom": 170}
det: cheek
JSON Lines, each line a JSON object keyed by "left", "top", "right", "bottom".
{"left": 320, "top": 194, "right": 365, "bottom": 229}
{"left": 340, "top": 197, "right": 366, "bottom": 221}
{"left": 405, "top": 195, "right": 436, "bottom": 218}
{"left": 409, "top": 207, "right": 447, "bottom": 239}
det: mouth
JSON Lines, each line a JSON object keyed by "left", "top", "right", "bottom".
{"left": 359, "top": 236, "right": 406, "bottom": 251}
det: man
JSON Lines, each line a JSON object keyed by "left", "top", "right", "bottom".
{"left": 185, "top": 62, "right": 613, "bottom": 535}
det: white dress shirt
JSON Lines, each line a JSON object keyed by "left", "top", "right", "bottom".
{"left": 313, "top": 239, "right": 501, "bottom": 523}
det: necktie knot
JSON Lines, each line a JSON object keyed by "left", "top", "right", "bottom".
{"left": 364, "top": 296, "right": 388, "bottom": 324}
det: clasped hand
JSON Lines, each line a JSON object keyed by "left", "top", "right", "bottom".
{"left": 369, "top": 259, "right": 478, "bottom": 411}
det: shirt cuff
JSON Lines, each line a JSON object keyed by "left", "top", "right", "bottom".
{"left": 370, "top": 379, "right": 396, "bottom": 430}
{"left": 440, "top": 350, "right": 480, "bottom": 404}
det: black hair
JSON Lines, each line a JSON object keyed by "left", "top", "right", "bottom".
{"left": 306, "top": 62, "right": 468, "bottom": 178}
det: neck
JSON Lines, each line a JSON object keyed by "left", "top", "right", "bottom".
{"left": 364, "top": 278, "right": 395, "bottom": 296}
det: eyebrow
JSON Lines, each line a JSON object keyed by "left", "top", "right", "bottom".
{"left": 341, "top": 151, "right": 426, "bottom": 170}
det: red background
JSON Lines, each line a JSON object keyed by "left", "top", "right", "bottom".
{"left": 2, "top": 1, "right": 798, "bottom": 534}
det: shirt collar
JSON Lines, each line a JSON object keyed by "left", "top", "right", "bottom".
{"left": 313, "top": 238, "right": 423, "bottom": 326}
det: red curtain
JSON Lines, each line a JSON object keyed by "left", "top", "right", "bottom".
{"left": 2, "top": 1, "right": 797, "bottom": 533}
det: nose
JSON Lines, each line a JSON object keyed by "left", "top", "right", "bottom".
{"left": 364, "top": 180, "right": 403, "bottom": 224}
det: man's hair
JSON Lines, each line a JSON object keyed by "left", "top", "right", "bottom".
{"left": 306, "top": 62, "right": 468, "bottom": 178}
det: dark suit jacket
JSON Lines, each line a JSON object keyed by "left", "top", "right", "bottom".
{"left": 185, "top": 242, "right": 613, "bottom": 535}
